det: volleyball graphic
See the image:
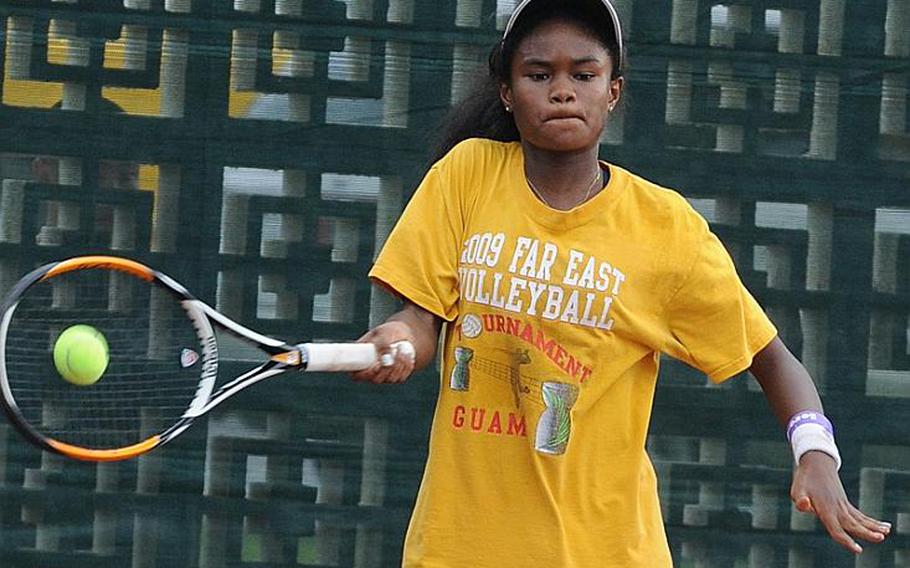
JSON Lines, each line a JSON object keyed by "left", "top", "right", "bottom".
{"left": 462, "top": 314, "right": 482, "bottom": 338}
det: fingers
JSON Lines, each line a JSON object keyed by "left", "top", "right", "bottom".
{"left": 844, "top": 506, "right": 891, "bottom": 542}
{"left": 818, "top": 515, "right": 863, "bottom": 555}
{"left": 798, "top": 495, "right": 891, "bottom": 555}
{"left": 377, "top": 342, "right": 416, "bottom": 383}
{"left": 790, "top": 460, "right": 891, "bottom": 555}
{"left": 349, "top": 322, "right": 413, "bottom": 383}
{"left": 816, "top": 505, "right": 890, "bottom": 554}
{"left": 350, "top": 338, "right": 416, "bottom": 384}
{"left": 860, "top": 514, "right": 892, "bottom": 536}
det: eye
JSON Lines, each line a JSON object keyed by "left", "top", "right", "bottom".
{"left": 575, "top": 73, "right": 596, "bottom": 81}
{"left": 527, "top": 72, "right": 549, "bottom": 81}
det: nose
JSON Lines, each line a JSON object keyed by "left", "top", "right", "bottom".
{"left": 549, "top": 77, "right": 576, "bottom": 104}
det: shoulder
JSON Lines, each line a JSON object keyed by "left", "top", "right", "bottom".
{"left": 414, "top": 139, "right": 518, "bottom": 215}
{"left": 435, "top": 138, "right": 520, "bottom": 173}
{"left": 426, "top": 139, "right": 520, "bottom": 210}
{"left": 612, "top": 166, "right": 709, "bottom": 239}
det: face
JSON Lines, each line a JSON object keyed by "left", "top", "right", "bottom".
{"left": 500, "top": 19, "right": 623, "bottom": 153}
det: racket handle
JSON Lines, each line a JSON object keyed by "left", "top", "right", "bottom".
{"left": 298, "top": 341, "right": 416, "bottom": 372}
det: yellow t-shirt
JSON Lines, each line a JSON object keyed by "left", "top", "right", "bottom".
{"left": 369, "top": 139, "right": 777, "bottom": 568}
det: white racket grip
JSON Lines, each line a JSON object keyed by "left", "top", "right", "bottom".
{"left": 298, "top": 341, "right": 416, "bottom": 372}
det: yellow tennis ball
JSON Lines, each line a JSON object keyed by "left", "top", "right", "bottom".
{"left": 53, "top": 325, "right": 109, "bottom": 386}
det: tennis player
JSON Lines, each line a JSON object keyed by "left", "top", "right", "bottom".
{"left": 354, "top": 0, "right": 891, "bottom": 565}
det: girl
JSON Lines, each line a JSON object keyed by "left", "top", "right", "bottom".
{"left": 354, "top": 0, "right": 891, "bottom": 565}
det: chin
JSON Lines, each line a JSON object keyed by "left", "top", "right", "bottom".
{"left": 528, "top": 127, "right": 600, "bottom": 152}
{"left": 530, "top": 137, "right": 597, "bottom": 153}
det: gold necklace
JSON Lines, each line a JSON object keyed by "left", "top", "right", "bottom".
{"left": 526, "top": 166, "right": 603, "bottom": 209}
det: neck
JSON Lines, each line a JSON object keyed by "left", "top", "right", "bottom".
{"left": 521, "top": 144, "right": 603, "bottom": 210}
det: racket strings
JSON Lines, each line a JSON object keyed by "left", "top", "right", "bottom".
{"left": 3, "top": 269, "right": 207, "bottom": 450}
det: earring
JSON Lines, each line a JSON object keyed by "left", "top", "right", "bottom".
{"left": 505, "top": 105, "right": 512, "bottom": 113}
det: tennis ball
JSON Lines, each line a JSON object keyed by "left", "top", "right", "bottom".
{"left": 53, "top": 325, "right": 109, "bottom": 386}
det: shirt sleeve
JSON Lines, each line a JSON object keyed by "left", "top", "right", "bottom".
{"left": 368, "top": 160, "right": 465, "bottom": 322}
{"left": 661, "top": 225, "right": 778, "bottom": 383}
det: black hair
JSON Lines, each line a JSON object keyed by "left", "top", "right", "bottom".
{"left": 429, "top": 4, "right": 624, "bottom": 164}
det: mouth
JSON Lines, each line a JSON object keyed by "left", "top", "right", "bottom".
{"left": 544, "top": 114, "right": 585, "bottom": 123}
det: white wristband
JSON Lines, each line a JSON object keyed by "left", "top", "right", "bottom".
{"left": 790, "top": 423, "right": 842, "bottom": 470}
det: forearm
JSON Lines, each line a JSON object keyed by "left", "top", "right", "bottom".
{"left": 753, "top": 341, "right": 891, "bottom": 552}
{"left": 749, "top": 336, "right": 823, "bottom": 428}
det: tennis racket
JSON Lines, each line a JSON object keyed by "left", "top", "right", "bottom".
{"left": 0, "top": 255, "right": 414, "bottom": 462}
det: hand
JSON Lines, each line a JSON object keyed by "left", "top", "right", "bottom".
{"left": 350, "top": 321, "right": 417, "bottom": 384}
{"left": 791, "top": 451, "right": 891, "bottom": 554}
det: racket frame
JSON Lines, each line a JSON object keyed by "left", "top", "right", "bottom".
{"left": 0, "top": 256, "right": 393, "bottom": 462}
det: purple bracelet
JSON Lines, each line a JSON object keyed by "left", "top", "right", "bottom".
{"left": 786, "top": 411, "right": 834, "bottom": 442}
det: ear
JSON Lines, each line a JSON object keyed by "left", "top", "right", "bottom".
{"left": 608, "top": 77, "right": 625, "bottom": 110}
{"left": 499, "top": 82, "right": 513, "bottom": 112}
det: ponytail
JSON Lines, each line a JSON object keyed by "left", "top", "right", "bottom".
{"left": 428, "top": 63, "right": 519, "bottom": 165}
